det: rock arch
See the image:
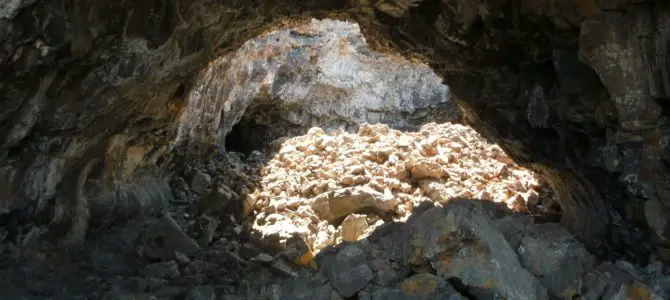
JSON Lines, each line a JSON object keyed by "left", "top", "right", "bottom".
{"left": 1, "top": 0, "right": 667, "bottom": 260}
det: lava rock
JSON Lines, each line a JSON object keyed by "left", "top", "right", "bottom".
{"left": 340, "top": 214, "right": 369, "bottom": 242}
{"left": 144, "top": 261, "right": 181, "bottom": 280}
{"left": 185, "top": 285, "right": 217, "bottom": 300}
{"left": 405, "top": 200, "right": 549, "bottom": 299}
{"left": 318, "top": 244, "right": 374, "bottom": 297}
{"left": 517, "top": 223, "right": 596, "bottom": 297}
{"left": 139, "top": 215, "right": 201, "bottom": 260}
{"left": 197, "top": 183, "right": 239, "bottom": 216}
{"left": 191, "top": 171, "right": 212, "bottom": 195}
{"left": 310, "top": 186, "right": 399, "bottom": 222}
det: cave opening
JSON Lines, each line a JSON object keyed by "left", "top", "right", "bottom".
{"left": 206, "top": 19, "right": 569, "bottom": 274}
{"left": 2, "top": 0, "right": 668, "bottom": 295}
{"left": 224, "top": 99, "right": 305, "bottom": 154}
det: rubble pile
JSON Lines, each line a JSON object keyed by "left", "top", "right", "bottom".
{"left": 2, "top": 122, "right": 669, "bottom": 299}
{"left": 245, "top": 122, "right": 555, "bottom": 257}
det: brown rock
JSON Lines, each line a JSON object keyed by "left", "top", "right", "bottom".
{"left": 340, "top": 214, "right": 369, "bottom": 242}
{"left": 401, "top": 273, "right": 442, "bottom": 296}
{"left": 406, "top": 158, "right": 448, "bottom": 180}
{"left": 310, "top": 186, "right": 398, "bottom": 222}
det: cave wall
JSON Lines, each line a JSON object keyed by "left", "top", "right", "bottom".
{"left": 1, "top": 0, "right": 669, "bottom": 260}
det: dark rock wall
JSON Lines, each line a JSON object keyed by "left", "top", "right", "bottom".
{"left": 0, "top": 0, "right": 668, "bottom": 260}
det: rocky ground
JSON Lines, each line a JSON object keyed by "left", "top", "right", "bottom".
{"left": 1, "top": 121, "right": 669, "bottom": 299}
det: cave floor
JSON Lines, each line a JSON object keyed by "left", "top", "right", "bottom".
{"left": 1, "top": 122, "right": 667, "bottom": 299}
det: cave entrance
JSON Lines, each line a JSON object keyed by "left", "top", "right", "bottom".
{"left": 224, "top": 99, "right": 304, "bottom": 154}
{"left": 214, "top": 19, "right": 558, "bottom": 220}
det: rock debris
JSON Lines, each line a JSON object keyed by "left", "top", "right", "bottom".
{"left": 0, "top": 122, "right": 667, "bottom": 299}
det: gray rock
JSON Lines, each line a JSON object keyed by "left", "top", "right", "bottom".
{"left": 370, "top": 273, "right": 466, "bottom": 300}
{"left": 102, "top": 292, "right": 158, "bottom": 300}
{"left": 330, "top": 289, "right": 344, "bottom": 300}
{"left": 140, "top": 215, "right": 201, "bottom": 260}
{"left": 374, "top": 268, "right": 403, "bottom": 287}
{"left": 404, "top": 200, "right": 549, "bottom": 300}
{"left": 152, "top": 286, "right": 184, "bottom": 298}
{"left": 144, "top": 261, "right": 180, "bottom": 280}
{"left": 190, "top": 171, "right": 212, "bottom": 195}
{"left": 318, "top": 244, "right": 374, "bottom": 297}
{"left": 197, "top": 183, "right": 238, "bottom": 216}
{"left": 517, "top": 222, "right": 596, "bottom": 297}
{"left": 312, "top": 284, "right": 335, "bottom": 300}
{"left": 328, "top": 264, "right": 374, "bottom": 298}
{"left": 131, "top": 277, "right": 170, "bottom": 293}
{"left": 183, "top": 260, "right": 221, "bottom": 276}
{"left": 194, "top": 215, "right": 220, "bottom": 247}
{"left": 185, "top": 285, "right": 217, "bottom": 300}
{"left": 581, "top": 262, "right": 665, "bottom": 300}
{"left": 645, "top": 198, "right": 670, "bottom": 240}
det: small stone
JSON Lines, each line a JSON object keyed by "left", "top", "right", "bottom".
{"left": 401, "top": 273, "right": 442, "bottom": 296}
{"left": 185, "top": 285, "right": 217, "bottom": 300}
{"left": 183, "top": 260, "right": 220, "bottom": 276}
{"left": 174, "top": 251, "right": 191, "bottom": 264}
{"left": 328, "top": 264, "right": 374, "bottom": 297}
{"left": 271, "top": 258, "right": 299, "bottom": 277}
{"left": 195, "top": 216, "right": 220, "bottom": 247}
{"left": 375, "top": 268, "right": 402, "bottom": 286}
{"left": 369, "top": 258, "right": 391, "bottom": 272}
{"left": 140, "top": 215, "right": 201, "bottom": 260}
{"left": 340, "top": 214, "right": 369, "bottom": 242}
{"left": 191, "top": 171, "right": 212, "bottom": 194}
{"left": 308, "top": 127, "right": 326, "bottom": 136}
{"left": 153, "top": 286, "right": 184, "bottom": 298}
{"left": 255, "top": 253, "right": 275, "bottom": 263}
{"left": 405, "top": 158, "right": 447, "bottom": 180}
{"left": 197, "top": 184, "right": 239, "bottom": 216}
{"left": 243, "top": 193, "right": 258, "bottom": 217}
{"left": 645, "top": 198, "right": 669, "bottom": 239}
{"left": 507, "top": 193, "right": 528, "bottom": 212}
{"left": 145, "top": 260, "right": 180, "bottom": 280}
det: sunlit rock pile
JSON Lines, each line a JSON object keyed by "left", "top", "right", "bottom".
{"left": 245, "top": 122, "right": 554, "bottom": 257}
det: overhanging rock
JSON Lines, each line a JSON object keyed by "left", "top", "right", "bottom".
{"left": 176, "top": 19, "right": 461, "bottom": 148}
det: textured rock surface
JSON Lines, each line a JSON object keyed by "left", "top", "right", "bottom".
{"left": 177, "top": 19, "right": 459, "bottom": 152}
{"left": 1, "top": 0, "right": 669, "bottom": 272}
{"left": 0, "top": 125, "right": 668, "bottom": 298}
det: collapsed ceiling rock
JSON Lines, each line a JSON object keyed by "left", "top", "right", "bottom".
{"left": 247, "top": 122, "right": 554, "bottom": 257}
{"left": 177, "top": 19, "right": 461, "bottom": 150}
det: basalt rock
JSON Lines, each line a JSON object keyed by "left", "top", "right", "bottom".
{"left": 176, "top": 19, "right": 459, "bottom": 152}
{"left": 0, "top": 0, "right": 669, "bottom": 262}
